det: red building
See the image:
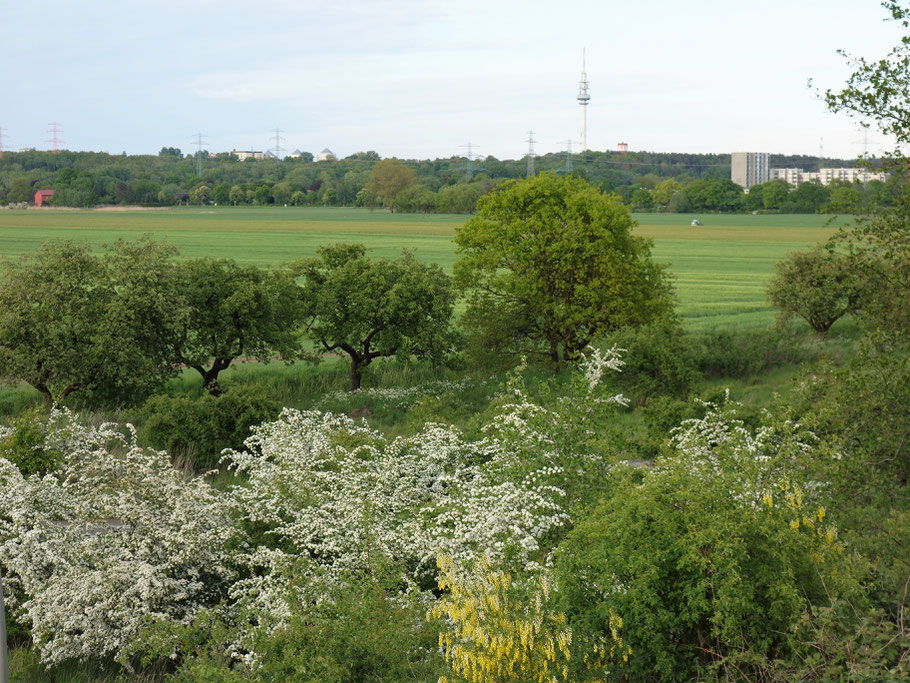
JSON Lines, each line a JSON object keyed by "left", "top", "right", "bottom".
{"left": 34, "top": 189, "right": 55, "bottom": 206}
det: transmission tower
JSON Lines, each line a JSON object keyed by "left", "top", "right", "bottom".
{"left": 577, "top": 49, "right": 591, "bottom": 152}
{"left": 853, "top": 128, "right": 878, "bottom": 159}
{"left": 526, "top": 131, "right": 537, "bottom": 177}
{"left": 558, "top": 139, "right": 576, "bottom": 174}
{"left": 192, "top": 132, "right": 208, "bottom": 178}
{"left": 46, "top": 122, "right": 64, "bottom": 154}
{"left": 270, "top": 127, "right": 285, "bottom": 159}
{"left": 460, "top": 142, "right": 480, "bottom": 178}
{"left": 0, "top": 126, "right": 7, "bottom": 159}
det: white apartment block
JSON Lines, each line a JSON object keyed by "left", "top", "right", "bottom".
{"left": 231, "top": 149, "right": 265, "bottom": 161}
{"left": 731, "top": 152, "right": 771, "bottom": 188}
{"left": 770, "top": 167, "right": 888, "bottom": 187}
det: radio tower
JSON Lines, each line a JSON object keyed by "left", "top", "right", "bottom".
{"left": 270, "top": 127, "right": 285, "bottom": 159}
{"left": 192, "top": 132, "right": 208, "bottom": 177}
{"left": 526, "top": 130, "right": 537, "bottom": 177}
{"left": 46, "top": 122, "right": 63, "bottom": 154}
{"left": 0, "top": 126, "right": 7, "bottom": 159}
{"left": 577, "top": 50, "right": 591, "bottom": 152}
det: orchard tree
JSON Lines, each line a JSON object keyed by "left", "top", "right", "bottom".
{"left": 0, "top": 239, "right": 186, "bottom": 407}
{"left": 296, "top": 244, "right": 455, "bottom": 391}
{"left": 766, "top": 247, "right": 865, "bottom": 336}
{"left": 172, "top": 259, "right": 305, "bottom": 393}
{"left": 454, "top": 173, "right": 674, "bottom": 367}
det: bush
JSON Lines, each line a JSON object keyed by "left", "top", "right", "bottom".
{"left": 0, "top": 407, "right": 61, "bottom": 475}
{"left": 602, "top": 320, "right": 699, "bottom": 404}
{"left": 555, "top": 403, "right": 864, "bottom": 680}
{"left": 140, "top": 385, "right": 280, "bottom": 469}
{"left": 693, "top": 326, "right": 816, "bottom": 378}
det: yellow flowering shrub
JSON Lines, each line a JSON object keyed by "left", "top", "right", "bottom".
{"left": 430, "top": 556, "right": 627, "bottom": 683}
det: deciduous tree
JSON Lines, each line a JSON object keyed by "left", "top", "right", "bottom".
{"left": 172, "top": 259, "right": 304, "bottom": 393}
{"left": 296, "top": 244, "right": 455, "bottom": 391}
{"left": 454, "top": 173, "right": 674, "bottom": 367}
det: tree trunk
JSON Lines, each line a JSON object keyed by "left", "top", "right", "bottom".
{"left": 349, "top": 360, "right": 363, "bottom": 392}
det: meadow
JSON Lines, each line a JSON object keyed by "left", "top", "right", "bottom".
{"left": 0, "top": 206, "right": 849, "bottom": 330}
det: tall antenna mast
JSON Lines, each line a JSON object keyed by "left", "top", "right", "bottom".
{"left": 270, "top": 127, "right": 285, "bottom": 159}
{"left": 459, "top": 142, "right": 479, "bottom": 178}
{"left": 577, "top": 49, "right": 591, "bottom": 152}
{"left": 526, "top": 130, "right": 537, "bottom": 177}
{"left": 818, "top": 137, "right": 824, "bottom": 171}
{"left": 192, "top": 132, "right": 208, "bottom": 178}
{"left": 0, "top": 126, "right": 7, "bottom": 159}
{"left": 46, "top": 122, "right": 63, "bottom": 154}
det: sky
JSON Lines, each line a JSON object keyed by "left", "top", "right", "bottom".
{"left": 0, "top": 0, "right": 905, "bottom": 161}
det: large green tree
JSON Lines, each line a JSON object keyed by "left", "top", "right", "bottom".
{"left": 454, "top": 173, "right": 674, "bottom": 366}
{"left": 0, "top": 239, "right": 186, "bottom": 407}
{"left": 365, "top": 158, "right": 417, "bottom": 211}
{"left": 172, "top": 259, "right": 305, "bottom": 393}
{"left": 296, "top": 244, "right": 455, "bottom": 391}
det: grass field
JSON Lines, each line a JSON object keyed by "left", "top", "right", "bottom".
{"left": 0, "top": 206, "right": 853, "bottom": 329}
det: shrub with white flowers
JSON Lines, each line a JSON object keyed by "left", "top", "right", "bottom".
{"left": 0, "top": 409, "right": 237, "bottom": 665}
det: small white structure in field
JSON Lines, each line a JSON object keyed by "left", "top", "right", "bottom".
{"left": 691, "top": 218, "right": 703, "bottom": 226}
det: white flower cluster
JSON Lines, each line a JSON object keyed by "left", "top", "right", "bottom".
{"left": 317, "top": 377, "right": 488, "bottom": 409}
{"left": 667, "top": 398, "right": 817, "bottom": 504}
{"left": 0, "top": 409, "right": 237, "bottom": 665}
{"left": 223, "top": 403, "right": 571, "bottom": 630}
{"left": 0, "top": 351, "right": 626, "bottom": 667}
{"left": 579, "top": 345, "right": 627, "bottom": 397}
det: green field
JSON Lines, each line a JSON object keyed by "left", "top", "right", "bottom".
{"left": 0, "top": 207, "right": 852, "bottom": 330}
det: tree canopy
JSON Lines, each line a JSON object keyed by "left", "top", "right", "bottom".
{"left": 296, "top": 244, "right": 455, "bottom": 391}
{"left": 454, "top": 173, "right": 674, "bottom": 366}
{"left": 172, "top": 259, "right": 305, "bottom": 393}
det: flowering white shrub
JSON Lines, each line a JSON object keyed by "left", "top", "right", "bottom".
{"left": 224, "top": 406, "right": 571, "bottom": 615}
{"left": 667, "top": 397, "right": 820, "bottom": 505}
{"left": 0, "top": 409, "right": 237, "bottom": 665}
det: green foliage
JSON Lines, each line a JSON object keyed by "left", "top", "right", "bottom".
{"left": 0, "top": 239, "right": 184, "bottom": 407}
{"left": 174, "top": 258, "right": 305, "bottom": 393}
{"left": 140, "top": 385, "right": 280, "bottom": 469}
{"left": 603, "top": 320, "right": 699, "bottom": 404}
{"left": 455, "top": 173, "right": 675, "bottom": 367}
{"left": 692, "top": 327, "right": 817, "bottom": 379}
{"left": 296, "top": 243, "right": 456, "bottom": 391}
{"left": 556, "top": 405, "right": 863, "bottom": 680}
{"left": 0, "top": 407, "right": 61, "bottom": 475}
{"left": 365, "top": 158, "right": 418, "bottom": 211}
{"left": 767, "top": 246, "right": 864, "bottom": 336}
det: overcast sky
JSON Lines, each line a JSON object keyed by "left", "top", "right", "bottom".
{"left": 0, "top": 0, "right": 903, "bottom": 161}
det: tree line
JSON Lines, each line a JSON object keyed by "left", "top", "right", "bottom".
{"left": 2, "top": 143, "right": 893, "bottom": 215}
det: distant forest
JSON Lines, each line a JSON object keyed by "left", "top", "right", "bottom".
{"left": 0, "top": 147, "right": 897, "bottom": 214}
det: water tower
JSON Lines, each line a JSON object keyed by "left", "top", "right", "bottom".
{"left": 617, "top": 142, "right": 628, "bottom": 154}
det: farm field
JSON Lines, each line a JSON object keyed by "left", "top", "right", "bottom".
{"left": 0, "top": 206, "right": 851, "bottom": 329}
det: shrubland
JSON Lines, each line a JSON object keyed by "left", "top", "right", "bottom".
{"left": 0, "top": 158, "right": 908, "bottom": 679}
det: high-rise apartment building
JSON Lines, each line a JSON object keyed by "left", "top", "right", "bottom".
{"left": 731, "top": 152, "right": 771, "bottom": 189}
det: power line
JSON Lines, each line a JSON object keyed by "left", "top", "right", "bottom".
{"left": 526, "top": 130, "right": 536, "bottom": 177}
{"left": 192, "top": 132, "right": 208, "bottom": 178}
{"left": 459, "top": 142, "right": 479, "bottom": 178}
{"left": 557, "top": 139, "right": 576, "bottom": 173}
{"left": 270, "top": 127, "right": 285, "bottom": 159}
{"left": 46, "top": 122, "right": 64, "bottom": 154}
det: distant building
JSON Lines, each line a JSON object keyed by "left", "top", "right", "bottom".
{"left": 34, "top": 189, "right": 54, "bottom": 206}
{"left": 770, "top": 167, "right": 888, "bottom": 187}
{"left": 316, "top": 148, "right": 337, "bottom": 162}
{"left": 231, "top": 149, "right": 265, "bottom": 161}
{"left": 286, "top": 149, "right": 302, "bottom": 159}
{"left": 731, "top": 152, "right": 770, "bottom": 189}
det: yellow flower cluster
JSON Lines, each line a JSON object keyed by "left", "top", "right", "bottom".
{"left": 430, "top": 556, "right": 627, "bottom": 683}
{"left": 763, "top": 484, "right": 844, "bottom": 556}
